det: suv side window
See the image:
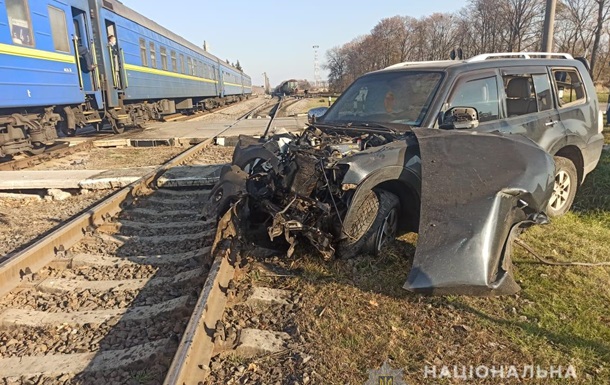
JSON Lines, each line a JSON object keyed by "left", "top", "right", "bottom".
{"left": 503, "top": 74, "right": 537, "bottom": 116}
{"left": 552, "top": 68, "right": 586, "bottom": 107}
{"left": 448, "top": 76, "right": 500, "bottom": 122}
{"left": 502, "top": 73, "right": 553, "bottom": 116}
{"left": 532, "top": 74, "right": 553, "bottom": 112}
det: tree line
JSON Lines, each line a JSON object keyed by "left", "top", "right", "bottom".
{"left": 324, "top": 0, "right": 610, "bottom": 91}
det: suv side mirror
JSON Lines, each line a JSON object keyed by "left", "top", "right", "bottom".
{"left": 440, "top": 107, "right": 480, "bottom": 129}
{"left": 307, "top": 107, "right": 329, "bottom": 124}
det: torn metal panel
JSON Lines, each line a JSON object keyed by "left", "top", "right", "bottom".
{"left": 405, "top": 128, "right": 554, "bottom": 296}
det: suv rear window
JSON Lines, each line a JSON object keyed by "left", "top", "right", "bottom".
{"left": 553, "top": 68, "right": 586, "bottom": 107}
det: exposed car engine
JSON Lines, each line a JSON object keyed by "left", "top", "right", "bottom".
{"left": 204, "top": 126, "right": 399, "bottom": 259}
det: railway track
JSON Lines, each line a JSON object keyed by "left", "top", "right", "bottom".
{"left": 0, "top": 97, "right": 310, "bottom": 384}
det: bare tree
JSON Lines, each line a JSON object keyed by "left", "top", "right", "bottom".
{"left": 370, "top": 16, "right": 409, "bottom": 67}
{"left": 590, "top": 0, "right": 610, "bottom": 75}
{"left": 323, "top": 0, "right": 610, "bottom": 90}
{"left": 502, "top": 0, "right": 545, "bottom": 51}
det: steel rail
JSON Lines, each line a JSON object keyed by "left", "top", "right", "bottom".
{"left": 262, "top": 96, "right": 283, "bottom": 139}
{"left": 163, "top": 244, "right": 236, "bottom": 384}
{"left": 0, "top": 141, "right": 91, "bottom": 171}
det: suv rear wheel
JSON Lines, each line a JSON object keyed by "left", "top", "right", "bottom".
{"left": 338, "top": 189, "right": 400, "bottom": 258}
{"left": 547, "top": 156, "right": 578, "bottom": 217}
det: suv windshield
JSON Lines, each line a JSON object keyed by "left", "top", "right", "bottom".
{"left": 321, "top": 71, "right": 443, "bottom": 126}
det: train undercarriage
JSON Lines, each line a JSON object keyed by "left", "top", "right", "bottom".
{"left": 0, "top": 94, "right": 248, "bottom": 157}
{"left": 0, "top": 108, "right": 61, "bottom": 158}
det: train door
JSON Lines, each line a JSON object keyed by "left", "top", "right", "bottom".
{"left": 218, "top": 68, "right": 225, "bottom": 97}
{"left": 105, "top": 21, "right": 124, "bottom": 90}
{"left": 212, "top": 64, "right": 219, "bottom": 96}
{"left": 71, "top": 7, "right": 98, "bottom": 92}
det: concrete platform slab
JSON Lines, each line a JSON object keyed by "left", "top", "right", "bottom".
{"left": 0, "top": 170, "right": 104, "bottom": 189}
{"left": 127, "top": 116, "right": 307, "bottom": 141}
{"left": 0, "top": 167, "right": 154, "bottom": 190}
{"left": 92, "top": 138, "right": 131, "bottom": 148}
{"left": 157, "top": 164, "right": 224, "bottom": 188}
{"left": 0, "top": 192, "right": 43, "bottom": 201}
{"left": 79, "top": 166, "right": 156, "bottom": 189}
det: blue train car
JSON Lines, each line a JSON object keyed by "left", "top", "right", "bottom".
{"left": 0, "top": 0, "right": 251, "bottom": 156}
{"left": 87, "top": 0, "right": 251, "bottom": 132}
{"left": 0, "top": 0, "right": 102, "bottom": 154}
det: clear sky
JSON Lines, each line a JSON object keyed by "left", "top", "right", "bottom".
{"left": 118, "top": 1, "right": 467, "bottom": 87}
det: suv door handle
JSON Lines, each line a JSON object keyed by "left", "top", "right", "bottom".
{"left": 545, "top": 120, "right": 558, "bottom": 126}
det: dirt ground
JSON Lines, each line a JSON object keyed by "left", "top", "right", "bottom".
{"left": 29, "top": 147, "right": 187, "bottom": 171}
{"left": 0, "top": 191, "right": 109, "bottom": 257}
{"left": 282, "top": 98, "right": 331, "bottom": 117}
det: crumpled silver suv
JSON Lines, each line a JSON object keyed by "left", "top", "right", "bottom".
{"left": 312, "top": 52, "right": 604, "bottom": 217}
{"left": 207, "top": 52, "right": 604, "bottom": 296}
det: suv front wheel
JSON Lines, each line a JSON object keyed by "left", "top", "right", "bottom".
{"left": 338, "top": 189, "right": 400, "bottom": 258}
{"left": 547, "top": 156, "right": 578, "bottom": 217}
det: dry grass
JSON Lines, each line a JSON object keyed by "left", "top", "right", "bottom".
{"left": 251, "top": 150, "right": 610, "bottom": 384}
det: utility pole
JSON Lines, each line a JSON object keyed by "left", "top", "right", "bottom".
{"left": 313, "top": 45, "right": 320, "bottom": 88}
{"left": 262, "top": 72, "right": 270, "bottom": 94}
{"left": 541, "top": 0, "right": 557, "bottom": 52}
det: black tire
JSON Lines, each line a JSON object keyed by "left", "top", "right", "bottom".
{"left": 547, "top": 156, "right": 578, "bottom": 217}
{"left": 338, "top": 189, "right": 400, "bottom": 259}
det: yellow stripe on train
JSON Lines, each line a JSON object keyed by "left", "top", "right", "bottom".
{"left": 0, "top": 43, "right": 75, "bottom": 63}
{"left": 124, "top": 63, "right": 218, "bottom": 84}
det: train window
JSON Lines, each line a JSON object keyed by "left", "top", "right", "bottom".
{"left": 160, "top": 47, "right": 168, "bottom": 71}
{"left": 139, "top": 38, "right": 147, "bottom": 66}
{"left": 179, "top": 54, "right": 185, "bottom": 74}
{"left": 48, "top": 6, "right": 69, "bottom": 53}
{"left": 187, "top": 57, "right": 193, "bottom": 76}
{"left": 149, "top": 42, "right": 157, "bottom": 68}
{"left": 171, "top": 51, "right": 177, "bottom": 72}
{"left": 193, "top": 60, "right": 197, "bottom": 77}
{"left": 6, "top": 0, "right": 34, "bottom": 46}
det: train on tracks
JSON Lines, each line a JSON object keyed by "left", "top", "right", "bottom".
{"left": 0, "top": 0, "right": 251, "bottom": 157}
{"left": 274, "top": 79, "right": 298, "bottom": 96}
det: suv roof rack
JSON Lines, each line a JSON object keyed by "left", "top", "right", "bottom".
{"left": 467, "top": 52, "right": 574, "bottom": 62}
{"left": 385, "top": 60, "right": 455, "bottom": 69}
